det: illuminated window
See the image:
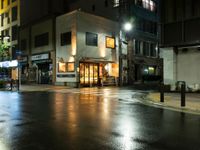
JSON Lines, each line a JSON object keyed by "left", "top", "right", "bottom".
{"left": 67, "top": 62, "right": 75, "bottom": 72}
{"left": 135, "top": 0, "right": 156, "bottom": 12}
{"left": 58, "top": 62, "right": 67, "bottom": 73}
{"left": 113, "top": 0, "right": 119, "bottom": 7}
{"left": 106, "top": 36, "right": 115, "bottom": 49}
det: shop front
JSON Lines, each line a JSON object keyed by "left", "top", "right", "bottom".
{"left": 30, "top": 53, "right": 53, "bottom": 84}
{"left": 79, "top": 59, "right": 119, "bottom": 87}
{"left": 19, "top": 56, "right": 29, "bottom": 84}
{"left": 0, "top": 60, "right": 19, "bottom": 84}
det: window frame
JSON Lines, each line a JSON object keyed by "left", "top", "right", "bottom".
{"left": 60, "top": 31, "right": 72, "bottom": 46}
{"left": 34, "top": 32, "right": 49, "bottom": 48}
{"left": 86, "top": 32, "right": 98, "bottom": 46}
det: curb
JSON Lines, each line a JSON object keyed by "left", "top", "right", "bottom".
{"left": 134, "top": 92, "right": 200, "bottom": 115}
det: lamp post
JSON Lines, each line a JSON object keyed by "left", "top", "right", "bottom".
{"left": 119, "top": 21, "right": 132, "bottom": 86}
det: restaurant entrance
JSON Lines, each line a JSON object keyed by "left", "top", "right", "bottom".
{"left": 80, "top": 63, "right": 99, "bottom": 86}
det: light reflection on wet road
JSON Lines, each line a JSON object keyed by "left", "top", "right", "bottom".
{"left": 0, "top": 87, "right": 200, "bottom": 150}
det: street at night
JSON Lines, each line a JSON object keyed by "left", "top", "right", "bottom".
{"left": 0, "top": 88, "right": 200, "bottom": 150}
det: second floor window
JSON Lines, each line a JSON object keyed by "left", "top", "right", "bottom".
{"left": 86, "top": 32, "right": 98, "bottom": 46}
{"left": 12, "top": 25, "right": 18, "bottom": 41}
{"left": 21, "top": 39, "right": 27, "bottom": 51}
{"left": 1, "top": 0, "right": 4, "bottom": 9}
{"left": 61, "top": 32, "right": 71, "bottom": 46}
{"left": 12, "top": 6, "right": 17, "bottom": 21}
{"left": 34, "top": 32, "right": 49, "bottom": 47}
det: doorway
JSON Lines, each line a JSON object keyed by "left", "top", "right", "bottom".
{"left": 80, "top": 63, "right": 99, "bottom": 86}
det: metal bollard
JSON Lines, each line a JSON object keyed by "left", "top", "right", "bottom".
{"left": 181, "top": 84, "right": 186, "bottom": 107}
{"left": 17, "top": 80, "right": 19, "bottom": 91}
{"left": 160, "top": 84, "right": 164, "bottom": 102}
{"left": 10, "top": 80, "right": 13, "bottom": 91}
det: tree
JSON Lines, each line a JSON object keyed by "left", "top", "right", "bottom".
{"left": 0, "top": 41, "right": 11, "bottom": 61}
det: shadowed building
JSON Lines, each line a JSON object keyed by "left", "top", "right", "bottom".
{"left": 114, "top": 0, "right": 162, "bottom": 86}
{"left": 160, "top": 0, "right": 200, "bottom": 91}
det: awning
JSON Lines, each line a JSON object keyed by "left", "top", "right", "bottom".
{"left": 80, "top": 57, "right": 114, "bottom": 63}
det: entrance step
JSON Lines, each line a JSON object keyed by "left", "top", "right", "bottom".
{"left": 102, "top": 76, "right": 117, "bottom": 86}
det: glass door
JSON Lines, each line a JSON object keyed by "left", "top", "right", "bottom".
{"left": 79, "top": 63, "right": 99, "bottom": 86}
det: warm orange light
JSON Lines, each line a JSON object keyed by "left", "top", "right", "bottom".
{"left": 67, "top": 62, "right": 75, "bottom": 72}
{"left": 58, "top": 63, "right": 67, "bottom": 73}
{"left": 106, "top": 37, "right": 115, "bottom": 49}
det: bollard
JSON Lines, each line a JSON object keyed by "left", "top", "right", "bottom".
{"left": 17, "top": 80, "right": 19, "bottom": 91}
{"left": 181, "top": 83, "right": 186, "bottom": 107}
{"left": 10, "top": 80, "right": 13, "bottom": 91}
{"left": 160, "top": 84, "right": 164, "bottom": 102}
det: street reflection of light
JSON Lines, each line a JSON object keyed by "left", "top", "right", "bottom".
{"left": 118, "top": 117, "right": 138, "bottom": 150}
{"left": 103, "top": 89, "right": 110, "bottom": 97}
{"left": 103, "top": 98, "right": 109, "bottom": 114}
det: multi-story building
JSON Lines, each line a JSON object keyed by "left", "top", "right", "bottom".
{"left": 115, "top": 0, "right": 162, "bottom": 86}
{"left": 56, "top": 10, "right": 119, "bottom": 87}
{"left": 18, "top": 0, "right": 119, "bottom": 85}
{"left": 160, "top": 0, "right": 200, "bottom": 90}
{"left": 19, "top": 0, "right": 66, "bottom": 84}
{"left": 0, "top": 0, "right": 20, "bottom": 59}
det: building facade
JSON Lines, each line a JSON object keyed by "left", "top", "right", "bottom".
{"left": 67, "top": 0, "right": 118, "bottom": 20}
{"left": 19, "top": 17, "right": 56, "bottom": 84}
{"left": 160, "top": 0, "right": 200, "bottom": 90}
{"left": 0, "top": 0, "right": 20, "bottom": 59}
{"left": 56, "top": 11, "right": 119, "bottom": 87}
{"left": 115, "top": 0, "right": 162, "bottom": 85}
{"left": 0, "top": 0, "right": 20, "bottom": 81}
{"left": 18, "top": 0, "right": 119, "bottom": 86}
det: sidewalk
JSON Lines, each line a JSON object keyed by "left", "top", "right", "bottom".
{"left": 19, "top": 84, "right": 70, "bottom": 92}
{"left": 146, "top": 92, "right": 200, "bottom": 114}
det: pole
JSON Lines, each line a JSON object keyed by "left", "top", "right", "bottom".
{"left": 119, "top": 30, "right": 123, "bottom": 86}
{"left": 181, "top": 83, "right": 185, "bottom": 107}
{"left": 160, "top": 83, "right": 164, "bottom": 102}
{"left": 17, "top": 62, "right": 20, "bottom": 91}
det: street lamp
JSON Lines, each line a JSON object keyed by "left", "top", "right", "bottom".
{"left": 123, "top": 22, "right": 133, "bottom": 32}
{"left": 118, "top": 22, "right": 133, "bottom": 86}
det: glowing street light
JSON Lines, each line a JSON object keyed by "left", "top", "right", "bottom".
{"left": 123, "top": 22, "right": 132, "bottom": 32}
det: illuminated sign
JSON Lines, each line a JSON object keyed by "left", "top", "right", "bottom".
{"left": 106, "top": 36, "right": 115, "bottom": 49}
{"left": 31, "top": 53, "right": 49, "bottom": 61}
{"left": 0, "top": 60, "right": 18, "bottom": 68}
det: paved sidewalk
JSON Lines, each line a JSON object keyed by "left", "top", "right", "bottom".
{"left": 147, "top": 92, "right": 200, "bottom": 114}
{"left": 19, "top": 84, "right": 70, "bottom": 92}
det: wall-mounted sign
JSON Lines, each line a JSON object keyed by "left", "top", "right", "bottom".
{"left": 106, "top": 36, "right": 115, "bottom": 49}
{"left": 31, "top": 53, "right": 49, "bottom": 61}
{"left": 0, "top": 60, "right": 18, "bottom": 68}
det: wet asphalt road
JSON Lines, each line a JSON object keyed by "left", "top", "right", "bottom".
{"left": 0, "top": 87, "right": 200, "bottom": 150}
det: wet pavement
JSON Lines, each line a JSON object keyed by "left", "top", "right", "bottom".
{"left": 0, "top": 87, "right": 200, "bottom": 150}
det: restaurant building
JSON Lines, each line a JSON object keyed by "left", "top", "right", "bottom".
{"left": 56, "top": 10, "right": 119, "bottom": 87}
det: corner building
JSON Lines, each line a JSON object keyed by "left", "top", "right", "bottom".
{"left": 56, "top": 11, "right": 119, "bottom": 87}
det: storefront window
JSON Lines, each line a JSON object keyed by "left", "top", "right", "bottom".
{"left": 67, "top": 62, "right": 75, "bottom": 72}
{"left": 58, "top": 62, "right": 67, "bottom": 73}
{"left": 143, "top": 66, "right": 155, "bottom": 75}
